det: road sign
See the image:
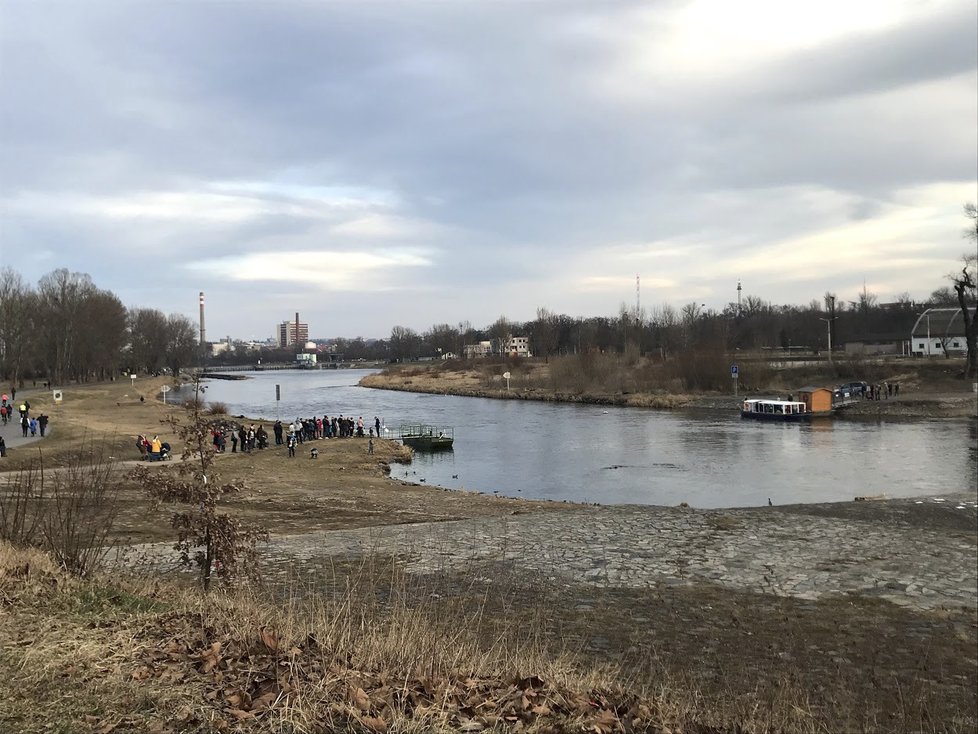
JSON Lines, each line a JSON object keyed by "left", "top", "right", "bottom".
{"left": 730, "top": 364, "right": 739, "bottom": 377}
{"left": 275, "top": 384, "right": 281, "bottom": 401}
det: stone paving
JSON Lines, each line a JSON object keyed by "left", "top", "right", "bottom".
{"left": 122, "top": 493, "right": 978, "bottom": 614}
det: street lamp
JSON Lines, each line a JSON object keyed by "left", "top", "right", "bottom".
{"left": 819, "top": 317, "right": 832, "bottom": 364}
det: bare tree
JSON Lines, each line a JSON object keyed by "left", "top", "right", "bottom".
{"left": 929, "top": 286, "right": 959, "bottom": 306}
{"left": 74, "top": 290, "right": 128, "bottom": 381}
{"left": 389, "top": 325, "right": 420, "bottom": 362}
{"left": 128, "top": 308, "right": 169, "bottom": 373}
{"left": 165, "top": 314, "right": 199, "bottom": 377}
{"left": 531, "top": 307, "right": 560, "bottom": 361}
{"left": 0, "top": 268, "right": 36, "bottom": 385}
{"left": 424, "top": 323, "right": 461, "bottom": 358}
{"left": 487, "top": 316, "right": 512, "bottom": 355}
{"left": 35, "top": 269, "right": 97, "bottom": 383}
{"left": 952, "top": 203, "right": 978, "bottom": 378}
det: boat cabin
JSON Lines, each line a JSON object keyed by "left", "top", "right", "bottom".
{"left": 796, "top": 387, "right": 833, "bottom": 414}
{"left": 742, "top": 399, "right": 809, "bottom": 417}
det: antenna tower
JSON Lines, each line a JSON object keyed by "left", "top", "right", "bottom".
{"left": 736, "top": 279, "right": 742, "bottom": 315}
{"left": 636, "top": 274, "right": 640, "bottom": 316}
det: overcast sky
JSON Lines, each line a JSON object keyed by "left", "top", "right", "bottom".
{"left": 1, "top": 0, "right": 976, "bottom": 341}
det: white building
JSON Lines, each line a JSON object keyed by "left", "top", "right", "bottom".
{"left": 503, "top": 336, "right": 532, "bottom": 357}
{"left": 910, "top": 307, "right": 968, "bottom": 356}
{"left": 463, "top": 341, "right": 492, "bottom": 359}
{"left": 462, "top": 337, "right": 532, "bottom": 358}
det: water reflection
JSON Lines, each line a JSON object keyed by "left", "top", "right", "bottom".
{"left": 199, "top": 370, "right": 977, "bottom": 509}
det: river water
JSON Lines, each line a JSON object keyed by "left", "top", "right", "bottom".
{"left": 192, "top": 370, "right": 977, "bottom": 509}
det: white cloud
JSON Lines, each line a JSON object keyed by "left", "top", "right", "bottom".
{"left": 187, "top": 249, "right": 434, "bottom": 291}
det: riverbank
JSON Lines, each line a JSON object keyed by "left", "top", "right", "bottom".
{"left": 2, "top": 376, "right": 976, "bottom": 731}
{"left": 360, "top": 361, "right": 978, "bottom": 419}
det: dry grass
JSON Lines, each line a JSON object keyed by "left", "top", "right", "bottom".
{"left": 0, "top": 541, "right": 844, "bottom": 734}
{"left": 5, "top": 538, "right": 973, "bottom": 733}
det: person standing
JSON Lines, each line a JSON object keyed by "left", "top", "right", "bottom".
{"left": 38, "top": 414, "right": 48, "bottom": 437}
{"left": 375, "top": 416, "right": 381, "bottom": 437}
{"left": 287, "top": 432, "right": 297, "bottom": 458}
{"left": 273, "top": 420, "right": 283, "bottom": 445}
{"left": 21, "top": 414, "right": 29, "bottom": 437}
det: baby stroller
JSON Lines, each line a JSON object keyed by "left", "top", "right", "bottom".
{"left": 147, "top": 441, "right": 172, "bottom": 462}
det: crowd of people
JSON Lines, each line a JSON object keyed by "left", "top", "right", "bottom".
{"left": 136, "top": 414, "right": 386, "bottom": 461}
{"left": 865, "top": 382, "right": 900, "bottom": 400}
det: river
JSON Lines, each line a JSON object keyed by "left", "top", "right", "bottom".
{"left": 190, "top": 369, "right": 977, "bottom": 509}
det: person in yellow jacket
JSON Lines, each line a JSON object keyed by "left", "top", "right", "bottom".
{"left": 150, "top": 436, "right": 162, "bottom": 455}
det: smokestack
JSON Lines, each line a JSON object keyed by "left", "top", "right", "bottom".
{"left": 199, "top": 292, "right": 206, "bottom": 345}
{"left": 295, "top": 312, "right": 300, "bottom": 346}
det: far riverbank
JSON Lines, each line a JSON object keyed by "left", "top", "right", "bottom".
{"left": 359, "top": 360, "right": 978, "bottom": 419}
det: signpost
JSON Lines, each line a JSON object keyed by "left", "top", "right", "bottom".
{"left": 160, "top": 385, "right": 171, "bottom": 404}
{"left": 502, "top": 371, "right": 511, "bottom": 391}
{"left": 730, "top": 364, "right": 739, "bottom": 397}
{"left": 275, "top": 384, "right": 281, "bottom": 418}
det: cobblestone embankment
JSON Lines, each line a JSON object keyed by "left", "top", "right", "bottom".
{"left": 121, "top": 494, "right": 978, "bottom": 613}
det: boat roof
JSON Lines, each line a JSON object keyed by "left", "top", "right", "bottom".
{"left": 743, "top": 398, "right": 807, "bottom": 406}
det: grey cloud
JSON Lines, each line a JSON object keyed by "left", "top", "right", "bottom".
{"left": 0, "top": 0, "right": 973, "bottom": 338}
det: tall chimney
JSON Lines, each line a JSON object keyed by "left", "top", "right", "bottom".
{"left": 199, "top": 292, "right": 206, "bottom": 345}
{"left": 295, "top": 312, "right": 300, "bottom": 347}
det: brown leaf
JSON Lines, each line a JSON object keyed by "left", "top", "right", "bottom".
{"left": 361, "top": 715, "right": 388, "bottom": 732}
{"left": 351, "top": 686, "right": 371, "bottom": 711}
{"left": 228, "top": 709, "right": 254, "bottom": 721}
{"left": 259, "top": 627, "right": 279, "bottom": 652}
{"left": 592, "top": 708, "right": 619, "bottom": 734}
{"left": 250, "top": 691, "right": 277, "bottom": 711}
{"left": 531, "top": 704, "right": 552, "bottom": 716}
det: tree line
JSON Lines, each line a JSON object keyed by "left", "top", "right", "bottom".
{"left": 0, "top": 267, "right": 199, "bottom": 386}
{"left": 379, "top": 284, "right": 966, "bottom": 364}
{"left": 3, "top": 211, "right": 975, "bottom": 386}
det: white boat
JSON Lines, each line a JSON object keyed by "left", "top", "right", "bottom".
{"left": 740, "top": 399, "right": 811, "bottom": 421}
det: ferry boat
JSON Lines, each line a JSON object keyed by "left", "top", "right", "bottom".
{"left": 740, "top": 398, "right": 812, "bottom": 421}
{"left": 397, "top": 424, "right": 454, "bottom": 451}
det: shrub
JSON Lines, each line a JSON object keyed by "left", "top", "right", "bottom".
{"left": 207, "top": 401, "right": 229, "bottom": 415}
{"left": 133, "top": 377, "right": 266, "bottom": 590}
{"left": 0, "top": 464, "right": 43, "bottom": 547}
{"left": 40, "top": 440, "right": 121, "bottom": 576}
{"left": 0, "top": 438, "right": 121, "bottom": 577}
